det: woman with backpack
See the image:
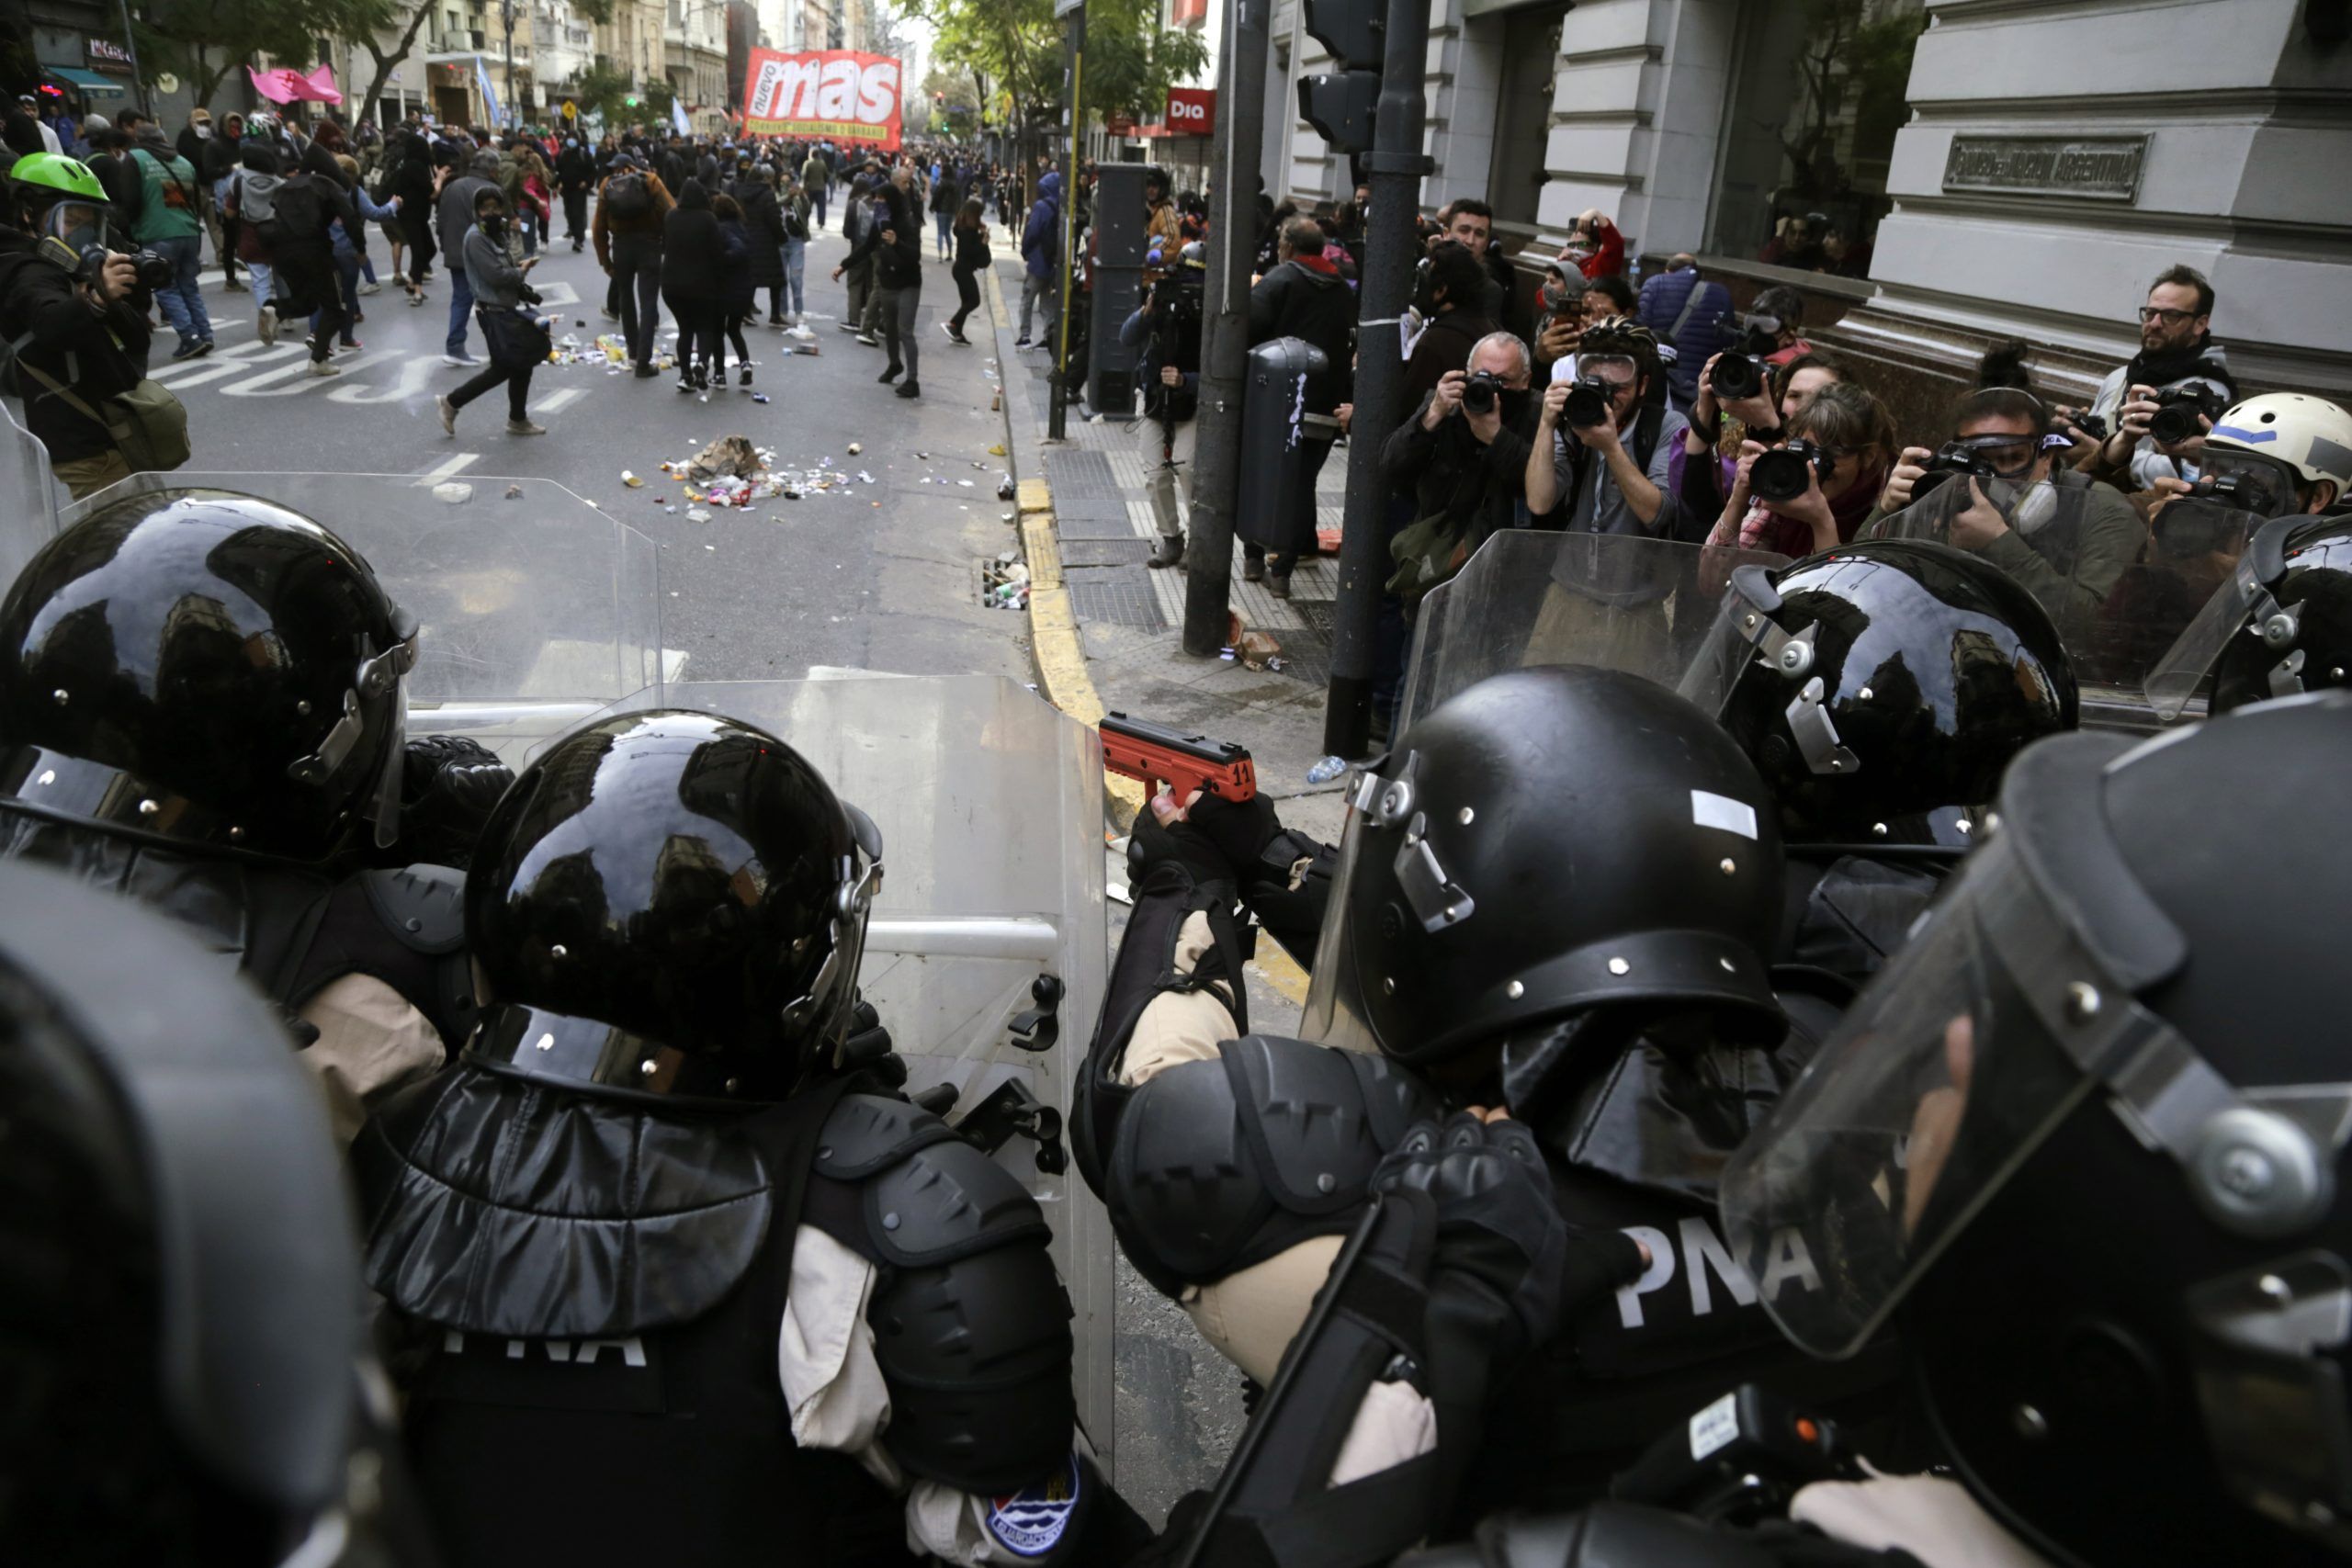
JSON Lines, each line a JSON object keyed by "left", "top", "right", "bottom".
{"left": 943, "top": 197, "right": 989, "bottom": 346}
{"left": 660, "top": 178, "right": 723, "bottom": 394}
{"left": 710, "top": 191, "right": 756, "bottom": 388}
{"left": 592, "top": 153, "right": 673, "bottom": 379}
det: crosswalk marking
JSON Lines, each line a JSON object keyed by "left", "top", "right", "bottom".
{"left": 222, "top": 348, "right": 401, "bottom": 398}
{"left": 413, "top": 453, "right": 481, "bottom": 487}
{"left": 537, "top": 389, "right": 585, "bottom": 413}
{"left": 149, "top": 341, "right": 301, "bottom": 389}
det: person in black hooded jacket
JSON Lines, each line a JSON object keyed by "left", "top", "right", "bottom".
{"left": 661, "top": 177, "right": 723, "bottom": 393}
{"left": 1242, "top": 216, "right": 1357, "bottom": 595}
{"left": 833, "top": 162, "right": 922, "bottom": 399}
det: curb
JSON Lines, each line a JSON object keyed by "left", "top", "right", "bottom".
{"left": 986, "top": 265, "right": 1150, "bottom": 826}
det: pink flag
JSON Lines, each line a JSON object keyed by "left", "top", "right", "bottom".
{"left": 300, "top": 64, "right": 343, "bottom": 103}
{"left": 245, "top": 63, "right": 343, "bottom": 104}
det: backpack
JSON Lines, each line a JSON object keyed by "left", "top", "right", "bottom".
{"left": 257, "top": 175, "right": 325, "bottom": 250}
{"left": 605, "top": 171, "right": 651, "bottom": 220}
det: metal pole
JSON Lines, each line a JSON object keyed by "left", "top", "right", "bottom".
{"left": 1321, "top": 0, "right": 1430, "bottom": 757}
{"left": 503, "top": 0, "right": 517, "bottom": 128}
{"left": 1047, "top": 4, "right": 1082, "bottom": 441}
{"left": 1178, "top": 0, "right": 1267, "bottom": 656}
{"left": 115, "top": 0, "right": 153, "bottom": 120}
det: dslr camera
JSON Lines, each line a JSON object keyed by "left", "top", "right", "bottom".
{"left": 1748, "top": 438, "right": 1835, "bottom": 505}
{"left": 2148, "top": 384, "right": 2226, "bottom": 446}
{"left": 1562, "top": 376, "right": 1615, "bottom": 429}
{"left": 1461, "top": 369, "right": 1506, "bottom": 416}
{"left": 1909, "top": 442, "right": 2001, "bottom": 502}
{"left": 1709, "top": 314, "right": 1782, "bottom": 403}
{"left": 48, "top": 238, "right": 172, "bottom": 295}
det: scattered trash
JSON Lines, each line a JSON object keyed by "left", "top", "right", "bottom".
{"left": 684, "top": 434, "right": 763, "bottom": 481}
{"left": 430, "top": 481, "right": 472, "bottom": 504}
{"left": 957, "top": 479, "right": 975, "bottom": 488}
{"left": 503, "top": 484, "right": 523, "bottom": 499}
{"left": 621, "top": 470, "right": 644, "bottom": 488}
{"left": 686, "top": 508, "right": 712, "bottom": 523}
{"left": 1000, "top": 512, "right": 1017, "bottom": 524}
{"left": 1306, "top": 756, "right": 1350, "bottom": 785}
{"left": 847, "top": 442, "right": 863, "bottom": 456}
{"left": 752, "top": 393, "right": 770, "bottom": 403}
{"left": 988, "top": 443, "right": 1006, "bottom": 457}
{"left": 1265, "top": 656, "right": 1288, "bottom": 672}
{"left": 857, "top": 471, "right": 874, "bottom": 484}
{"left": 996, "top": 476, "right": 1017, "bottom": 501}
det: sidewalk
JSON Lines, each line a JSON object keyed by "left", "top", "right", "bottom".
{"left": 987, "top": 260, "right": 1356, "bottom": 840}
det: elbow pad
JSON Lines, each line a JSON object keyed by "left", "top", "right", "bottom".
{"left": 804, "top": 1094, "right": 1075, "bottom": 1495}
{"left": 1105, "top": 1033, "right": 1436, "bottom": 1299}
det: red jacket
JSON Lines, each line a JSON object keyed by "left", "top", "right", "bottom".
{"left": 1578, "top": 222, "right": 1624, "bottom": 278}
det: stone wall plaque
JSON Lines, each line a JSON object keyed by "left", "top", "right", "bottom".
{"left": 1941, "top": 135, "right": 2147, "bottom": 202}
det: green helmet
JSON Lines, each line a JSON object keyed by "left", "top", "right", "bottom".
{"left": 8, "top": 152, "right": 109, "bottom": 205}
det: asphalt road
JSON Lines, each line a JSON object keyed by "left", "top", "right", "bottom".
{"left": 159, "top": 212, "right": 1026, "bottom": 686}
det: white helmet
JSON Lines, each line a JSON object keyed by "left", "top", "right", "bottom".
{"left": 2208, "top": 392, "right": 2352, "bottom": 493}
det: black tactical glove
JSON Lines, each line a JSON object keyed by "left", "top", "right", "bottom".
{"left": 1126, "top": 799, "right": 1244, "bottom": 889}
{"left": 1372, "top": 1111, "right": 1645, "bottom": 1356}
{"left": 835, "top": 997, "right": 908, "bottom": 1089}
{"left": 390, "top": 735, "right": 514, "bottom": 869}
{"left": 1183, "top": 790, "right": 1283, "bottom": 877}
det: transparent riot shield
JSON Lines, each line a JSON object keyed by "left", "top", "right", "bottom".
{"left": 1397, "top": 529, "right": 1790, "bottom": 731}
{"left": 24, "top": 469, "right": 667, "bottom": 762}
{"left": 1863, "top": 475, "right": 2255, "bottom": 728}
{"left": 611, "top": 675, "right": 1118, "bottom": 1465}
{"left": 0, "top": 398, "right": 67, "bottom": 586}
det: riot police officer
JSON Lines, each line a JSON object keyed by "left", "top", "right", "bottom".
{"left": 1679, "top": 536, "right": 2077, "bottom": 982}
{"left": 0, "top": 486, "right": 510, "bottom": 1138}
{"left": 1077, "top": 667, "right": 1889, "bottom": 1562}
{"left": 2143, "top": 394, "right": 2352, "bottom": 717}
{"left": 1406, "top": 686, "right": 2352, "bottom": 1568}
{"left": 0, "top": 859, "right": 434, "bottom": 1567}
{"left": 351, "top": 708, "right": 1141, "bottom": 1568}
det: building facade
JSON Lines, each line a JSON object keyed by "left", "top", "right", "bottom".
{"left": 1261, "top": 0, "right": 2351, "bottom": 405}
{"left": 665, "top": 0, "right": 731, "bottom": 131}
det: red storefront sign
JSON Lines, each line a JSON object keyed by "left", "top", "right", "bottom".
{"left": 1164, "top": 87, "right": 1216, "bottom": 138}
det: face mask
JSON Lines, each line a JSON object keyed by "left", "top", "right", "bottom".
{"left": 481, "top": 211, "right": 507, "bottom": 234}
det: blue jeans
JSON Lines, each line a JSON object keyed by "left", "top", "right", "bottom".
{"left": 811, "top": 186, "right": 827, "bottom": 228}
{"left": 935, "top": 210, "right": 952, "bottom": 255}
{"left": 151, "top": 233, "right": 212, "bottom": 348}
{"left": 783, "top": 237, "right": 806, "bottom": 315}
{"left": 446, "top": 267, "right": 475, "bottom": 355}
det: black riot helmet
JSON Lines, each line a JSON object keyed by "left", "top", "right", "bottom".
{"left": 464, "top": 708, "right": 883, "bottom": 1103}
{"left": 1722, "top": 691, "right": 2352, "bottom": 1568}
{"left": 2145, "top": 514, "right": 2352, "bottom": 719}
{"left": 1302, "top": 667, "right": 1785, "bottom": 1094}
{"left": 0, "top": 489, "right": 416, "bottom": 866}
{"left": 0, "top": 859, "right": 369, "bottom": 1565}
{"left": 1680, "top": 538, "right": 2077, "bottom": 851}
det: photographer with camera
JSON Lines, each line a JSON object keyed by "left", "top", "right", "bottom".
{"left": 1122, "top": 240, "right": 1206, "bottom": 569}
{"left": 1868, "top": 385, "right": 2144, "bottom": 625}
{"left": 0, "top": 152, "right": 185, "bottom": 498}
{"left": 2061, "top": 266, "right": 2235, "bottom": 490}
{"left": 1240, "top": 217, "right": 1355, "bottom": 595}
{"left": 1524, "top": 316, "right": 1683, "bottom": 536}
{"left": 1675, "top": 350, "right": 1849, "bottom": 527}
{"left": 1382, "top": 331, "right": 1538, "bottom": 615}
{"left": 1402, "top": 240, "right": 1498, "bottom": 412}
{"left": 1700, "top": 380, "right": 1895, "bottom": 558}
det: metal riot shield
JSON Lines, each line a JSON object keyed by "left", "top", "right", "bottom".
{"left": 1862, "top": 475, "right": 2254, "bottom": 729}
{"left": 0, "top": 464, "right": 668, "bottom": 763}
{"left": 611, "top": 675, "right": 1118, "bottom": 1466}
{"left": 1396, "top": 528, "right": 1790, "bottom": 732}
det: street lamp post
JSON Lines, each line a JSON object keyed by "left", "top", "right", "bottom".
{"left": 502, "top": 0, "right": 518, "bottom": 127}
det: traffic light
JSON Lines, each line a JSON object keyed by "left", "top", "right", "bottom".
{"left": 1298, "top": 0, "right": 1382, "bottom": 152}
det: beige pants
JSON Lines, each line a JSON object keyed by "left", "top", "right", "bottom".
{"left": 51, "top": 448, "right": 134, "bottom": 500}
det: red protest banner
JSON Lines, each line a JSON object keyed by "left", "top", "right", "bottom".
{"left": 742, "top": 49, "right": 904, "bottom": 150}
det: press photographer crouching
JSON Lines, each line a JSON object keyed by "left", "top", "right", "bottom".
{"left": 1701, "top": 381, "right": 1896, "bottom": 558}
{"left": 0, "top": 152, "right": 186, "bottom": 498}
{"left": 1869, "top": 385, "right": 2144, "bottom": 628}
{"left": 1523, "top": 316, "right": 1683, "bottom": 536}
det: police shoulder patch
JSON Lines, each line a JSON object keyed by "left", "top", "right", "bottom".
{"left": 985, "top": 1451, "right": 1081, "bottom": 1559}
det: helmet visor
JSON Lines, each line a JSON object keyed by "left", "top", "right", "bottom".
{"left": 37, "top": 199, "right": 130, "bottom": 261}
{"left": 1296, "top": 775, "right": 1384, "bottom": 1057}
{"left": 1718, "top": 827, "right": 2107, "bottom": 1359}
{"left": 2142, "top": 511, "right": 2295, "bottom": 721}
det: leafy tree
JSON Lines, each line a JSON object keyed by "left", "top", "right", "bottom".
{"left": 1776, "top": 0, "right": 1923, "bottom": 201}
{"left": 897, "top": 0, "right": 1207, "bottom": 159}
{"left": 133, "top": 0, "right": 362, "bottom": 112}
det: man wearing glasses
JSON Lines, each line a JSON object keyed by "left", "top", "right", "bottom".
{"left": 2075, "top": 265, "right": 2237, "bottom": 486}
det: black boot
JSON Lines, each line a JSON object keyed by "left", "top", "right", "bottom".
{"left": 878, "top": 363, "right": 901, "bottom": 385}
{"left": 894, "top": 379, "right": 920, "bottom": 399}
{"left": 1148, "top": 533, "right": 1184, "bottom": 569}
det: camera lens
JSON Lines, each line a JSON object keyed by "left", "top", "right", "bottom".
{"left": 1463, "top": 378, "right": 1496, "bottom": 415}
{"left": 1910, "top": 467, "right": 1956, "bottom": 503}
{"left": 1749, "top": 448, "right": 1811, "bottom": 505}
{"left": 1713, "top": 352, "right": 1764, "bottom": 403}
{"left": 1564, "top": 382, "right": 1610, "bottom": 428}
{"left": 2149, "top": 403, "right": 2200, "bottom": 446}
